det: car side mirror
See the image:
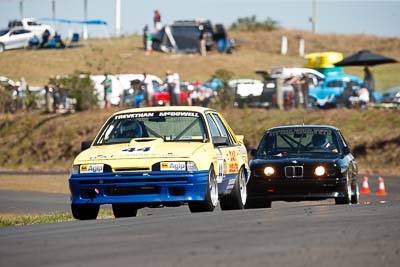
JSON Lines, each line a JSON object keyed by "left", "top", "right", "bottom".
{"left": 343, "top": 146, "right": 350, "bottom": 155}
{"left": 212, "top": 136, "right": 229, "bottom": 147}
{"left": 250, "top": 149, "right": 257, "bottom": 157}
{"left": 81, "top": 140, "right": 93, "bottom": 151}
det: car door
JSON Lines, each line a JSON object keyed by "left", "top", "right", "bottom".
{"left": 320, "top": 79, "right": 344, "bottom": 100}
{"left": 205, "top": 112, "right": 240, "bottom": 190}
{"left": 336, "top": 130, "right": 358, "bottom": 177}
{"left": 8, "top": 29, "right": 31, "bottom": 49}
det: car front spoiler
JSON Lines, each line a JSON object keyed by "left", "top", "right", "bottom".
{"left": 247, "top": 176, "right": 347, "bottom": 201}
{"left": 69, "top": 170, "right": 209, "bottom": 205}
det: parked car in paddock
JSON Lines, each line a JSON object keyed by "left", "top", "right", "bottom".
{"left": 152, "top": 87, "right": 188, "bottom": 106}
{"left": 246, "top": 125, "right": 359, "bottom": 209}
{"left": 0, "top": 27, "right": 34, "bottom": 52}
{"left": 381, "top": 86, "right": 400, "bottom": 106}
{"left": 309, "top": 74, "right": 382, "bottom": 108}
{"left": 230, "top": 79, "right": 265, "bottom": 108}
{"left": 69, "top": 106, "right": 249, "bottom": 220}
{"left": 8, "top": 18, "right": 54, "bottom": 37}
{"left": 234, "top": 73, "right": 296, "bottom": 109}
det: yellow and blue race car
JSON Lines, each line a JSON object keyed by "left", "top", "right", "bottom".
{"left": 69, "top": 106, "right": 249, "bottom": 219}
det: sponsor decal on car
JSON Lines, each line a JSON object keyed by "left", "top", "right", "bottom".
{"left": 89, "top": 154, "right": 115, "bottom": 160}
{"left": 217, "top": 153, "right": 225, "bottom": 183}
{"left": 226, "top": 178, "right": 236, "bottom": 189}
{"left": 80, "top": 164, "right": 104, "bottom": 173}
{"left": 115, "top": 113, "right": 155, "bottom": 120}
{"left": 158, "top": 111, "right": 199, "bottom": 117}
{"left": 115, "top": 111, "right": 200, "bottom": 120}
{"left": 121, "top": 147, "right": 151, "bottom": 153}
{"left": 228, "top": 162, "right": 238, "bottom": 173}
{"left": 270, "top": 128, "right": 331, "bottom": 136}
{"left": 227, "top": 150, "right": 239, "bottom": 173}
{"left": 161, "top": 161, "right": 186, "bottom": 171}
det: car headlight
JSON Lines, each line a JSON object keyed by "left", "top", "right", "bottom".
{"left": 264, "top": 166, "right": 275, "bottom": 176}
{"left": 71, "top": 165, "right": 80, "bottom": 174}
{"left": 186, "top": 161, "right": 198, "bottom": 171}
{"left": 315, "top": 166, "right": 326, "bottom": 176}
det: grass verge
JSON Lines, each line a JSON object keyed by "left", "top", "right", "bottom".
{"left": 0, "top": 209, "right": 115, "bottom": 227}
{"left": 0, "top": 175, "right": 69, "bottom": 194}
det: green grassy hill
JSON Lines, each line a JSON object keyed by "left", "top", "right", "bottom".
{"left": 0, "top": 29, "right": 399, "bottom": 175}
{"left": 1, "top": 29, "right": 400, "bottom": 90}
{"left": 0, "top": 108, "right": 399, "bottom": 175}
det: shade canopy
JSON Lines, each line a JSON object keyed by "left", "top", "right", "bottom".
{"left": 39, "top": 18, "right": 108, "bottom": 25}
{"left": 334, "top": 50, "right": 397, "bottom": 67}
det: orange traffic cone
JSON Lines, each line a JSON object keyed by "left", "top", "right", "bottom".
{"left": 376, "top": 177, "right": 387, "bottom": 196}
{"left": 360, "top": 176, "right": 371, "bottom": 194}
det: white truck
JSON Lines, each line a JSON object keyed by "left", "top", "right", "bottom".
{"left": 8, "top": 18, "right": 54, "bottom": 37}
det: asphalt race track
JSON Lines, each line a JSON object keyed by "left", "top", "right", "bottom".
{"left": 0, "top": 175, "right": 399, "bottom": 267}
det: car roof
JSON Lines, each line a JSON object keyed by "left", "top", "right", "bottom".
{"left": 384, "top": 86, "right": 400, "bottom": 93}
{"left": 90, "top": 74, "right": 163, "bottom": 88}
{"left": 270, "top": 67, "right": 325, "bottom": 79}
{"left": 228, "top": 79, "right": 263, "bottom": 86}
{"left": 267, "top": 125, "right": 340, "bottom": 131}
{"left": 113, "top": 106, "right": 217, "bottom": 115}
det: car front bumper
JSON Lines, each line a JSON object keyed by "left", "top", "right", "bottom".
{"left": 69, "top": 170, "right": 209, "bottom": 205}
{"left": 247, "top": 176, "right": 347, "bottom": 201}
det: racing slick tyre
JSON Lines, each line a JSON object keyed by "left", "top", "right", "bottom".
{"left": 351, "top": 181, "right": 360, "bottom": 204}
{"left": 335, "top": 173, "right": 352, "bottom": 205}
{"left": 71, "top": 204, "right": 100, "bottom": 220}
{"left": 112, "top": 203, "right": 138, "bottom": 218}
{"left": 189, "top": 167, "right": 218, "bottom": 213}
{"left": 220, "top": 167, "right": 247, "bottom": 210}
{"left": 245, "top": 198, "right": 272, "bottom": 209}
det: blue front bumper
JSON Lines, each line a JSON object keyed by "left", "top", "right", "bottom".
{"left": 69, "top": 170, "right": 209, "bottom": 205}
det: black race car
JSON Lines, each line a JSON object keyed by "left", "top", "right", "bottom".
{"left": 246, "top": 125, "right": 359, "bottom": 208}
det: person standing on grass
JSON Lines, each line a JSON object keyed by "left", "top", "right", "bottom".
{"left": 173, "top": 72, "right": 181, "bottom": 105}
{"left": 199, "top": 25, "right": 206, "bottom": 56}
{"left": 145, "top": 32, "right": 153, "bottom": 55}
{"left": 285, "top": 73, "right": 300, "bottom": 108}
{"left": 297, "top": 73, "right": 312, "bottom": 109}
{"left": 142, "top": 24, "right": 149, "bottom": 50}
{"left": 154, "top": 10, "right": 161, "bottom": 32}
{"left": 142, "top": 72, "right": 154, "bottom": 107}
{"left": 101, "top": 73, "right": 113, "bottom": 109}
{"left": 164, "top": 70, "right": 175, "bottom": 105}
{"left": 363, "top": 66, "right": 375, "bottom": 102}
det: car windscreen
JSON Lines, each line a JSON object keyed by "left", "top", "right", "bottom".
{"left": 326, "top": 80, "right": 343, "bottom": 88}
{"left": 257, "top": 128, "right": 340, "bottom": 157}
{"left": 94, "top": 111, "right": 207, "bottom": 145}
{"left": 0, "top": 29, "right": 9, "bottom": 36}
